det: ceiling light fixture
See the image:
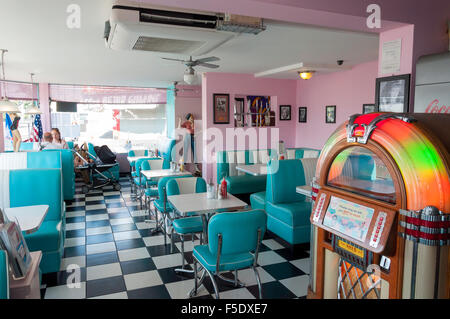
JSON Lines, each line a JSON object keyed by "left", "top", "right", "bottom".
{"left": 26, "top": 73, "right": 42, "bottom": 115}
{"left": 0, "top": 49, "right": 20, "bottom": 113}
{"left": 298, "top": 71, "right": 315, "bottom": 80}
{"left": 183, "top": 66, "right": 196, "bottom": 85}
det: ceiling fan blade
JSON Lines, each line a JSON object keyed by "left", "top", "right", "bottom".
{"left": 195, "top": 56, "right": 220, "bottom": 63}
{"left": 197, "top": 62, "right": 220, "bottom": 69}
{"left": 161, "top": 57, "right": 186, "bottom": 62}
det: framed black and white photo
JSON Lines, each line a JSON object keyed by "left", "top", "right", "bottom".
{"left": 362, "top": 104, "right": 377, "bottom": 114}
{"left": 375, "top": 74, "right": 410, "bottom": 113}
{"left": 298, "top": 107, "right": 307, "bottom": 123}
{"left": 326, "top": 105, "right": 336, "bottom": 123}
{"left": 279, "top": 105, "right": 291, "bottom": 121}
{"left": 213, "top": 93, "right": 230, "bottom": 124}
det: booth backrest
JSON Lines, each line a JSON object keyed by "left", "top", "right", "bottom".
{"left": 286, "top": 148, "right": 321, "bottom": 160}
{"left": 0, "top": 250, "right": 8, "bottom": 299}
{"left": 266, "top": 159, "right": 317, "bottom": 204}
{"left": 9, "top": 169, "right": 63, "bottom": 222}
{"left": 216, "top": 149, "right": 277, "bottom": 181}
{"left": 27, "top": 151, "right": 62, "bottom": 169}
{"left": 42, "top": 149, "right": 75, "bottom": 200}
{"left": 158, "top": 138, "right": 176, "bottom": 162}
{"left": 0, "top": 151, "right": 74, "bottom": 201}
{"left": 19, "top": 142, "right": 39, "bottom": 151}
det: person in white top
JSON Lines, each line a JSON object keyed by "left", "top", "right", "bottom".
{"left": 51, "top": 128, "right": 69, "bottom": 149}
{"left": 40, "top": 132, "right": 63, "bottom": 150}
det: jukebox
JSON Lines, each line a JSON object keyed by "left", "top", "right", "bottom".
{"left": 309, "top": 113, "right": 450, "bottom": 299}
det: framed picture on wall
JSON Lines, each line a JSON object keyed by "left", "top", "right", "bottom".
{"left": 279, "top": 105, "right": 291, "bottom": 121}
{"left": 362, "top": 104, "right": 377, "bottom": 114}
{"left": 375, "top": 74, "right": 410, "bottom": 113}
{"left": 326, "top": 105, "right": 336, "bottom": 123}
{"left": 213, "top": 93, "right": 230, "bottom": 124}
{"left": 298, "top": 107, "right": 307, "bottom": 123}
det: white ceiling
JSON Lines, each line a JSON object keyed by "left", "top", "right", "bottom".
{"left": 0, "top": 0, "right": 379, "bottom": 88}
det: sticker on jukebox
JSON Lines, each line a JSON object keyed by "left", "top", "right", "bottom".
{"left": 323, "top": 196, "right": 375, "bottom": 242}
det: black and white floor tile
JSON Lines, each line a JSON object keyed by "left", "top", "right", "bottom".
{"left": 40, "top": 177, "right": 311, "bottom": 299}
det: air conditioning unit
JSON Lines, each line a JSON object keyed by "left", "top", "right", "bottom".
{"left": 105, "top": 2, "right": 238, "bottom": 56}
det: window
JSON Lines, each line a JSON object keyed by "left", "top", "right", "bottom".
{"left": 2, "top": 100, "right": 37, "bottom": 151}
{"left": 50, "top": 102, "right": 167, "bottom": 153}
{"left": 327, "top": 146, "right": 396, "bottom": 204}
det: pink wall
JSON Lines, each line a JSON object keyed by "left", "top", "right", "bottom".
{"left": 202, "top": 72, "right": 298, "bottom": 181}
{"left": 295, "top": 60, "right": 378, "bottom": 149}
{"left": 39, "top": 83, "right": 51, "bottom": 132}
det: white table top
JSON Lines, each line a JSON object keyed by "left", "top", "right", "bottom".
{"left": 296, "top": 185, "right": 313, "bottom": 198}
{"left": 167, "top": 193, "right": 248, "bottom": 215}
{"left": 236, "top": 164, "right": 268, "bottom": 176}
{"left": 141, "top": 169, "right": 192, "bottom": 179}
{"left": 4, "top": 205, "right": 49, "bottom": 234}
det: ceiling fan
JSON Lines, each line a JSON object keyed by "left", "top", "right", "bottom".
{"left": 161, "top": 56, "right": 220, "bottom": 84}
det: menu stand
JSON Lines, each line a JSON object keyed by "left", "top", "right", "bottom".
{"left": 9, "top": 251, "right": 42, "bottom": 299}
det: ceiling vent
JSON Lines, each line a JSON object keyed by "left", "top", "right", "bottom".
{"left": 104, "top": 2, "right": 265, "bottom": 56}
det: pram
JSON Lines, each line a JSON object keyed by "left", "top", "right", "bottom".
{"left": 72, "top": 147, "right": 121, "bottom": 194}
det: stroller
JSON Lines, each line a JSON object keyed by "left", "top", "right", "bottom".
{"left": 73, "top": 144, "right": 121, "bottom": 194}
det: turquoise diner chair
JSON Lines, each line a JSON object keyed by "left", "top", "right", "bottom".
{"left": 166, "top": 177, "right": 206, "bottom": 273}
{"left": 191, "top": 209, "right": 267, "bottom": 299}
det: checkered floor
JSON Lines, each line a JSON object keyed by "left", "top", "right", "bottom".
{"left": 40, "top": 177, "right": 311, "bottom": 299}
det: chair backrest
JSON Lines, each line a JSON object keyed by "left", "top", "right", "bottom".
{"left": 134, "top": 157, "right": 154, "bottom": 175}
{"left": 9, "top": 169, "right": 63, "bottom": 222}
{"left": 266, "top": 159, "right": 308, "bottom": 204}
{"left": 0, "top": 250, "right": 8, "bottom": 299}
{"left": 166, "top": 177, "right": 206, "bottom": 196}
{"left": 207, "top": 210, "right": 267, "bottom": 257}
{"left": 67, "top": 141, "right": 74, "bottom": 149}
{"left": 129, "top": 150, "right": 148, "bottom": 157}
{"left": 157, "top": 175, "right": 193, "bottom": 200}
{"left": 140, "top": 158, "right": 165, "bottom": 172}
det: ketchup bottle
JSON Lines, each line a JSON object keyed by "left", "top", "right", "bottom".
{"left": 220, "top": 177, "right": 228, "bottom": 199}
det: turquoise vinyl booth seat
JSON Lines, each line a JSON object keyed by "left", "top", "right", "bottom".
{"left": 216, "top": 149, "right": 277, "bottom": 195}
{"left": 249, "top": 148, "right": 320, "bottom": 210}
{"left": 19, "top": 142, "right": 39, "bottom": 151}
{"left": 88, "top": 143, "right": 120, "bottom": 181}
{"left": 0, "top": 250, "right": 8, "bottom": 299}
{"left": 41, "top": 149, "right": 75, "bottom": 201}
{"left": 8, "top": 169, "right": 65, "bottom": 274}
{"left": 0, "top": 151, "right": 74, "bottom": 201}
{"left": 263, "top": 159, "right": 316, "bottom": 245}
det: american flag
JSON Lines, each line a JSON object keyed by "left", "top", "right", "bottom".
{"left": 30, "top": 114, "right": 43, "bottom": 142}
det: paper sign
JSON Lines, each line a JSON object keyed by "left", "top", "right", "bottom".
{"left": 381, "top": 39, "right": 402, "bottom": 75}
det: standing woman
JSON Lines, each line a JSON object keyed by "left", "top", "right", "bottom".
{"left": 51, "top": 128, "right": 69, "bottom": 149}
{"left": 9, "top": 112, "right": 22, "bottom": 152}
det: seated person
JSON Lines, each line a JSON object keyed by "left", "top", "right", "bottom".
{"left": 40, "top": 132, "right": 63, "bottom": 150}
{"left": 51, "top": 128, "right": 69, "bottom": 149}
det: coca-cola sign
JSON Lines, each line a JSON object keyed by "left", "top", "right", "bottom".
{"left": 414, "top": 52, "right": 450, "bottom": 114}
{"left": 424, "top": 99, "right": 450, "bottom": 113}
{"left": 414, "top": 83, "right": 450, "bottom": 113}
